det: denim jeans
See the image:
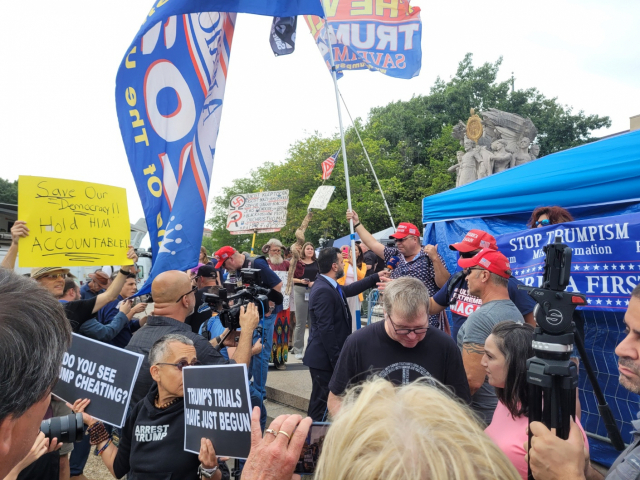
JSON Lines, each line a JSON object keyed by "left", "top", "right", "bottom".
{"left": 250, "top": 312, "right": 277, "bottom": 401}
{"left": 69, "top": 427, "right": 90, "bottom": 476}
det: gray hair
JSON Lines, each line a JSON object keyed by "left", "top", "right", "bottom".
{"left": 383, "top": 277, "right": 430, "bottom": 319}
{"left": 490, "top": 272, "right": 509, "bottom": 288}
{"left": 266, "top": 238, "right": 283, "bottom": 248}
{"left": 0, "top": 269, "right": 71, "bottom": 423}
{"left": 149, "top": 334, "right": 194, "bottom": 365}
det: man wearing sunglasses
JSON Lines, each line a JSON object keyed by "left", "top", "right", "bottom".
{"left": 455, "top": 248, "right": 524, "bottom": 425}
{"left": 427, "top": 230, "right": 536, "bottom": 341}
{"left": 326, "top": 277, "right": 470, "bottom": 417}
{"left": 346, "top": 209, "right": 450, "bottom": 329}
{"left": 126, "top": 270, "right": 259, "bottom": 407}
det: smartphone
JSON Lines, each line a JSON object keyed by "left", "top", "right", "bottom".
{"left": 293, "top": 422, "right": 330, "bottom": 475}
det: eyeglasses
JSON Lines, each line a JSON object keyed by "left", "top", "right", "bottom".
{"left": 155, "top": 360, "right": 201, "bottom": 371}
{"left": 535, "top": 219, "right": 551, "bottom": 227}
{"left": 463, "top": 267, "right": 485, "bottom": 276}
{"left": 395, "top": 236, "right": 413, "bottom": 243}
{"left": 41, "top": 273, "right": 66, "bottom": 279}
{"left": 386, "top": 314, "right": 429, "bottom": 335}
{"left": 459, "top": 250, "right": 480, "bottom": 259}
{"left": 175, "top": 285, "right": 197, "bottom": 303}
{"left": 270, "top": 249, "right": 282, "bottom": 253}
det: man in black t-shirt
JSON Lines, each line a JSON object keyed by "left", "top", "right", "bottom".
{"left": 327, "top": 277, "right": 470, "bottom": 416}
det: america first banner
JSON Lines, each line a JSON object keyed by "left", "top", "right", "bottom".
{"left": 495, "top": 212, "right": 640, "bottom": 312}
{"left": 305, "top": 0, "right": 422, "bottom": 79}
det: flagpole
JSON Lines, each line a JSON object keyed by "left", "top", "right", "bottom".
{"left": 320, "top": 6, "right": 361, "bottom": 329}
{"left": 339, "top": 91, "right": 396, "bottom": 230}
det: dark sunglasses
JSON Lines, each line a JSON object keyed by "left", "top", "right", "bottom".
{"left": 395, "top": 236, "right": 416, "bottom": 243}
{"left": 463, "top": 267, "right": 485, "bottom": 276}
{"left": 175, "top": 285, "right": 197, "bottom": 303}
{"left": 459, "top": 250, "right": 480, "bottom": 259}
{"left": 156, "top": 360, "right": 201, "bottom": 371}
{"left": 535, "top": 219, "right": 551, "bottom": 227}
{"left": 387, "top": 314, "right": 429, "bottom": 335}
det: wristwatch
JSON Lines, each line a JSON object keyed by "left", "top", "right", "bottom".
{"left": 198, "top": 464, "right": 219, "bottom": 478}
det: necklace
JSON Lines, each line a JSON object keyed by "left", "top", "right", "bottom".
{"left": 155, "top": 394, "right": 179, "bottom": 409}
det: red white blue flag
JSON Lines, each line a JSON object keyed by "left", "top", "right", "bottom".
{"left": 322, "top": 151, "right": 339, "bottom": 180}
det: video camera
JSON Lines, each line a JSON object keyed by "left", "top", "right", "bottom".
{"left": 202, "top": 268, "right": 283, "bottom": 331}
{"left": 519, "top": 237, "right": 623, "bottom": 478}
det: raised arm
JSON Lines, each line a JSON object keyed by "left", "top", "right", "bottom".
{"left": 92, "top": 247, "right": 138, "bottom": 313}
{"left": 346, "top": 210, "right": 385, "bottom": 259}
{"left": 0, "top": 221, "right": 29, "bottom": 270}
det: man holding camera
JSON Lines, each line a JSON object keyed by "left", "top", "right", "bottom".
{"left": 215, "top": 246, "right": 283, "bottom": 415}
{"left": 529, "top": 284, "right": 640, "bottom": 480}
{"left": 126, "top": 270, "right": 259, "bottom": 405}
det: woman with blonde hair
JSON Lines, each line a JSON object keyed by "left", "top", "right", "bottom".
{"left": 337, "top": 244, "right": 366, "bottom": 330}
{"left": 315, "top": 377, "right": 520, "bottom": 480}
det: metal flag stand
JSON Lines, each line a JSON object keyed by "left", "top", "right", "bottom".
{"left": 321, "top": 5, "right": 361, "bottom": 329}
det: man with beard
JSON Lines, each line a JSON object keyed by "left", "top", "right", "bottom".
{"left": 126, "top": 270, "right": 260, "bottom": 405}
{"left": 303, "top": 247, "right": 383, "bottom": 421}
{"left": 264, "top": 239, "right": 304, "bottom": 370}
{"left": 528, "top": 285, "right": 640, "bottom": 479}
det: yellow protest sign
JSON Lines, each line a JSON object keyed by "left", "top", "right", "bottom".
{"left": 18, "top": 176, "right": 132, "bottom": 267}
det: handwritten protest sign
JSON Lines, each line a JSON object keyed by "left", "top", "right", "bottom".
{"left": 18, "top": 176, "right": 131, "bottom": 267}
{"left": 53, "top": 334, "right": 143, "bottom": 427}
{"left": 183, "top": 364, "right": 252, "bottom": 459}
{"left": 308, "top": 185, "right": 335, "bottom": 210}
{"left": 226, "top": 190, "right": 289, "bottom": 234}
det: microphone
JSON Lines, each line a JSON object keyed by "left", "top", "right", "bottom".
{"left": 386, "top": 256, "right": 400, "bottom": 272}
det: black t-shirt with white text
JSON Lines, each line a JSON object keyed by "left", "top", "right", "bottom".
{"left": 328, "top": 320, "right": 470, "bottom": 403}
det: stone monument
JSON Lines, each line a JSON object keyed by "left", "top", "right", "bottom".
{"left": 450, "top": 108, "right": 542, "bottom": 187}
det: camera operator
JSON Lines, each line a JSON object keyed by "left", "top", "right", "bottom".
{"left": 214, "top": 246, "right": 283, "bottom": 426}
{"left": 0, "top": 269, "right": 71, "bottom": 479}
{"left": 126, "top": 270, "right": 259, "bottom": 406}
{"left": 528, "top": 284, "right": 640, "bottom": 480}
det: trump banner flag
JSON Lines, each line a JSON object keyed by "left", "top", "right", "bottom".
{"left": 305, "top": 0, "right": 422, "bottom": 79}
{"left": 116, "top": 1, "right": 324, "bottom": 293}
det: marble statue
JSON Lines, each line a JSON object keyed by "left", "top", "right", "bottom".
{"left": 490, "top": 139, "right": 513, "bottom": 173}
{"left": 449, "top": 108, "right": 542, "bottom": 187}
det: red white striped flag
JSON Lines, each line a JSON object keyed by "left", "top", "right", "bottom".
{"left": 321, "top": 151, "right": 339, "bottom": 180}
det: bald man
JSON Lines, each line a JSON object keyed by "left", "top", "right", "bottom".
{"left": 126, "top": 270, "right": 260, "bottom": 405}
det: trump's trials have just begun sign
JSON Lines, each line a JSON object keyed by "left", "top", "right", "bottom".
{"left": 495, "top": 212, "right": 640, "bottom": 312}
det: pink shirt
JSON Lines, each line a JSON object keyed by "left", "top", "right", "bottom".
{"left": 485, "top": 401, "right": 588, "bottom": 480}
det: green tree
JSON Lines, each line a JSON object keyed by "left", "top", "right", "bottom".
{"left": 205, "top": 54, "right": 610, "bottom": 249}
{"left": 0, "top": 178, "right": 18, "bottom": 204}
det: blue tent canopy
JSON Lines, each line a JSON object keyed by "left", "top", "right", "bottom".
{"left": 423, "top": 129, "right": 640, "bottom": 224}
{"left": 421, "top": 129, "right": 640, "bottom": 467}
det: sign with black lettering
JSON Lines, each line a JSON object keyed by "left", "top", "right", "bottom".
{"left": 183, "top": 364, "right": 252, "bottom": 459}
{"left": 496, "top": 212, "right": 640, "bottom": 311}
{"left": 53, "top": 334, "right": 143, "bottom": 427}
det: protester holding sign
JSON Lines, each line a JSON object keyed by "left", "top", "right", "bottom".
{"left": 97, "top": 274, "right": 148, "bottom": 348}
{"left": 126, "top": 271, "right": 259, "bottom": 406}
{"left": 69, "top": 334, "right": 229, "bottom": 480}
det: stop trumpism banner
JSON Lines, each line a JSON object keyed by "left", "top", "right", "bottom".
{"left": 53, "top": 334, "right": 144, "bottom": 427}
{"left": 183, "top": 364, "right": 252, "bottom": 459}
{"left": 495, "top": 212, "right": 640, "bottom": 312}
{"left": 18, "top": 176, "right": 131, "bottom": 267}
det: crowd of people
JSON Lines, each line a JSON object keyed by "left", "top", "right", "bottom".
{"left": 1, "top": 204, "right": 639, "bottom": 480}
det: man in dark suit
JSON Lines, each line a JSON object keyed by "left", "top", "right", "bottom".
{"left": 303, "top": 247, "right": 383, "bottom": 420}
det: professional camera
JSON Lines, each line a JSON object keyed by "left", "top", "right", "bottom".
{"left": 519, "top": 237, "right": 623, "bottom": 478}
{"left": 40, "top": 413, "right": 84, "bottom": 443}
{"left": 202, "top": 268, "right": 282, "bottom": 331}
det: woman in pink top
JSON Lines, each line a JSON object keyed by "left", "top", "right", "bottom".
{"left": 482, "top": 321, "right": 588, "bottom": 480}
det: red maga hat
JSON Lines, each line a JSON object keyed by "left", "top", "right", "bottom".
{"left": 389, "top": 222, "right": 421, "bottom": 239}
{"left": 214, "top": 246, "right": 235, "bottom": 269}
{"left": 457, "top": 248, "right": 511, "bottom": 279}
{"left": 449, "top": 229, "right": 497, "bottom": 253}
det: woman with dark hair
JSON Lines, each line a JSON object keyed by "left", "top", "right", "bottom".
{"left": 482, "top": 321, "right": 588, "bottom": 479}
{"left": 527, "top": 206, "right": 574, "bottom": 228}
{"left": 292, "top": 242, "right": 318, "bottom": 359}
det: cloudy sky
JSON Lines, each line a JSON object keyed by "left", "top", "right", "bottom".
{"left": 1, "top": 0, "right": 638, "bottom": 237}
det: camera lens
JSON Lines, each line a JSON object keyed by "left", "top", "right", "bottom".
{"left": 40, "top": 413, "right": 84, "bottom": 443}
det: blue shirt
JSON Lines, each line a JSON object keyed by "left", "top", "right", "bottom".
{"left": 60, "top": 299, "right": 130, "bottom": 343}
{"left": 320, "top": 274, "right": 338, "bottom": 289}
{"left": 200, "top": 315, "right": 229, "bottom": 360}
{"left": 250, "top": 257, "right": 283, "bottom": 317}
{"left": 96, "top": 295, "right": 142, "bottom": 348}
{"left": 80, "top": 283, "right": 104, "bottom": 300}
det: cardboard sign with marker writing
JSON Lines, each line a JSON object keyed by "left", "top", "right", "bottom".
{"left": 308, "top": 185, "right": 335, "bottom": 210}
{"left": 183, "top": 364, "right": 252, "bottom": 459}
{"left": 18, "top": 175, "right": 131, "bottom": 267}
{"left": 53, "top": 334, "right": 143, "bottom": 427}
{"left": 226, "top": 190, "right": 289, "bottom": 233}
